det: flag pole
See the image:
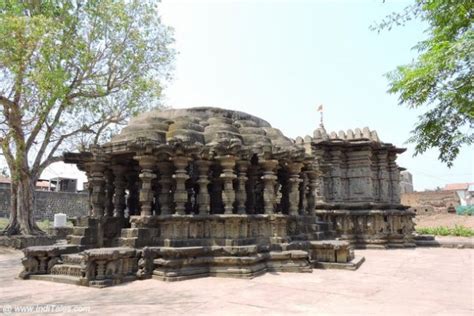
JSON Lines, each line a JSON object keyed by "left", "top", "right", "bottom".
{"left": 317, "top": 104, "right": 324, "bottom": 128}
{"left": 320, "top": 110, "right": 324, "bottom": 128}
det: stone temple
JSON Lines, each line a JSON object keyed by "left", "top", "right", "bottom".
{"left": 19, "top": 107, "right": 415, "bottom": 287}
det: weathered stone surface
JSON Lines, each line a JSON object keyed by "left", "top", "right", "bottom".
{"left": 0, "top": 235, "right": 58, "bottom": 249}
{"left": 20, "top": 106, "right": 419, "bottom": 287}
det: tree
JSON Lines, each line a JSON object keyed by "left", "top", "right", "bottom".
{"left": 372, "top": 0, "right": 473, "bottom": 167}
{"left": 0, "top": 0, "right": 174, "bottom": 235}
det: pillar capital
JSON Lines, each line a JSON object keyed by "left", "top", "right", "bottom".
{"left": 134, "top": 154, "right": 157, "bottom": 170}
{"left": 287, "top": 162, "right": 304, "bottom": 175}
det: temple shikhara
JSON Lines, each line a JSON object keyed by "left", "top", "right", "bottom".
{"left": 19, "top": 107, "right": 415, "bottom": 287}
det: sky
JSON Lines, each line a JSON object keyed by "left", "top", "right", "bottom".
{"left": 41, "top": 0, "right": 472, "bottom": 191}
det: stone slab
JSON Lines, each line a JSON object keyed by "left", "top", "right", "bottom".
{"left": 313, "top": 255, "right": 365, "bottom": 270}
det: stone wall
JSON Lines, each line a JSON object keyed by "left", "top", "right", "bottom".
{"left": 0, "top": 186, "right": 89, "bottom": 220}
{"left": 401, "top": 191, "right": 460, "bottom": 214}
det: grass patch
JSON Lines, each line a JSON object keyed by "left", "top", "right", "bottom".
{"left": 416, "top": 225, "right": 474, "bottom": 237}
{"left": 0, "top": 218, "right": 7, "bottom": 231}
{"left": 0, "top": 218, "right": 72, "bottom": 232}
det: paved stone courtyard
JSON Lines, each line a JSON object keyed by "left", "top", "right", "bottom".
{"left": 0, "top": 247, "right": 472, "bottom": 315}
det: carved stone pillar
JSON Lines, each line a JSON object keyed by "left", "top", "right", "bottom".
{"left": 152, "top": 176, "right": 160, "bottom": 215}
{"left": 195, "top": 160, "right": 211, "bottom": 215}
{"left": 104, "top": 169, "right": 115, "bottom": 217}
{"left": 288, "top": 162, "right": 303, "bottom": 216}
{"left": 315, "top": 174, "right": 325, "bottom": 204}
{"left": 219, "top": 155, "right": 237, "bottom": 214}
{"left": 172, "top": 156, "right": 189, "bottom": 215}
{"left": 88, "top": 161, "right": 106, "bottom": 217}
{"left": 377, "top": 150, "right": 390, "bottom": 203}
{"left": 157, "top": 160, "right": 173, "bottom": 216}
{"left": 306, "top": 169, "right": 317, "bottom": 215}
{"left": 388, "top": 152, "right": 401, "bottom": 204}
{"left": 135, "top": 155, "right": 157, "bottom": 216}
{"left": 330, "top": 149, "right": 343, "bottom": 201}
{"left": 260, "top": 160, "right": 279, "bottom": 215}
{"left": 235, "top": 160, "right": 249, "bottom": 214}
{"left": 84, "top": 170, "right": 93, "bottom": 216}
{"left": 112, "top": 165, "right": 127, "bottom": 218}
{"left": 313, "top": 148, "right": 329, "bottom": 204}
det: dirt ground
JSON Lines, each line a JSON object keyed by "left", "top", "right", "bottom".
{"left": 414, "top": 213, "right": 474, "bottom": 228}
{"left": 0, "top": 247, "right": 473, "bottom": 315}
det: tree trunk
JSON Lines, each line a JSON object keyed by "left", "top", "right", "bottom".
{"left": 2, "top": 172, "right": 45, "bottom": 236}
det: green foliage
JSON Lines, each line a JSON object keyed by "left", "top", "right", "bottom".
{"left": 456, "top": 205, "right": 474, "bottom": 215}
{"left": 0, "top": 218, "right": 7, "bottom": 230}
{"left": 37, "top": 219, "right": 51, "bottom": 231}
{"left": 416, "top": 224, "right": 474, "bottom": 237}
{"left": 0, "top": 0, "right": 175, "bottom": 176}
{"left": 372, "top": 0, "right": 473, "bottom": 167}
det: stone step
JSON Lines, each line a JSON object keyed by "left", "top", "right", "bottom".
{"left": 29, "top": 274, "right": 82, "bottom": 286}
{"left": 118, "top": 237, "right": 138, "bottom": 248}
{"left": 310, "top": 232, "right": 325, "bottom": 240}
{"left": 62, "top": 254, "right": 83, "bottom": 265}
{"left": 68, "top": 235, "right": 96, "bottom": 245}
{"left": 75, "top": 217, "right": 99, "bottom": 227}
{"left": 121, "top": 228, "right": 140, "bottom": 238}
{"left": 73, "top": 226, "right": 97, "bottom": 236}
{"left": 315, "top": 221, "right": 332, "bottom": 231}
{"left": 51, "top": 263, "right": 82, "bottom": 277}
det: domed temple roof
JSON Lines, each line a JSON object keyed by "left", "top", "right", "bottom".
{"left": 108, "top": 107, "right": 303, "bottom": 158}
{"left": 64, "top": 107, "right": 403, "bottom": 167}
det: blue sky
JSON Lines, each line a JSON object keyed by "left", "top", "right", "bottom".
{"left": 156, "top": 0, "right": 473, "bottom": 191}
{"left": 41, "top": 0, "right": 472, "bottom": 191}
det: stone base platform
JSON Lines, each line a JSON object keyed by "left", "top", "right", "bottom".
{"left": 0, "top": 235, "right": 58, "bottom": 249}
{"left": 119, "top": 214, "right": 332, "bottom": 249}
{"left": 315, "top": 209, "right": 415, "bottom": 249}
{"left": 149, "top": 248, "right": 313, "bottom": 282}
{"left": 18, "top": 239, "right": 362, "bottom": 287}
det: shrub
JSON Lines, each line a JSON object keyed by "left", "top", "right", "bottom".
{"left": 416, "top": 225, "right": 474, "bottom": 237}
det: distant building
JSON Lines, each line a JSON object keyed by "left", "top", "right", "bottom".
{"left": 0, "top": 175, "right": 57, "bottom": 191}
{"left": 35, "top": 179, "right": 52, "bottom": 191}
{"left": 401, "top": 181, "right": 474, "bottom": 213}
{"left": 48, "top": 177, "right": 77, "bottom": 193}
{"left": 444, "top": 182, "right": 474, "bottom": 206}
{"left": 0, "top": 176, "right": 79, "bottom": 193}
{"left": 399, "top": 171, "right": 413, "bottom": 194}
{"left": 467, "top": 184, "right": 474, "bottom": 206}
{"left": 401, "top": 190, "right": 459, "bottom": 214}
{"left": 0, "top": 175, "right": 10, "bottom": 190}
